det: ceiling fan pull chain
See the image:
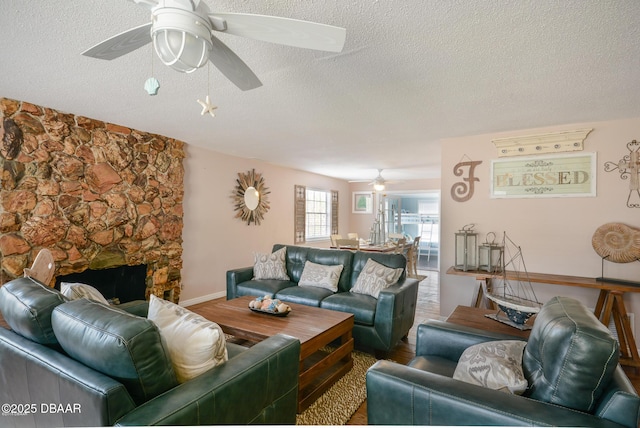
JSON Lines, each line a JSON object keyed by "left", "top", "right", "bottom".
{"left": 144, "top": 43, "right": 160, "bottom": 96}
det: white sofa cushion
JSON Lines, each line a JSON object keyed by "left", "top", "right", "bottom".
{"left": 350, "top": 258, "right": 403, "bottom": 298}
{"left": 453, "top": 340, "right": 528, "bottom": 395}
{"left": 60, "top": 282, "right": 110, "bottom": 305}
{"left": 148, "top": 295, "right": 228, "bottom": 383}
{"left": 253, "top": 247, "right": 290, "bottom": 280}
{"left": 298, "top": 261, "right": 344, "bottom": 292}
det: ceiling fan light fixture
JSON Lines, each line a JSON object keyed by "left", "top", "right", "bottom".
{"left": 152, "top": 8, "right": 212, "bottom": 73}
{"left": 372, "top": 169, "right": 386, "bottom": 191}
{"left": 373, "top": 182, "right": 386, "bottom": 191}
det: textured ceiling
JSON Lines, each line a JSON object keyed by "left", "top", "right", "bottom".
{"left": 2, "top": 0, "right": 640, "bottom": 183}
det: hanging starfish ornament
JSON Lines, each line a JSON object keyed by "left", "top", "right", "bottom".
{"left": 197, "top": 95, "right": 217, "bottom": 118}
{"left": 197, "top": 63, "right": 217, "bottom": 118}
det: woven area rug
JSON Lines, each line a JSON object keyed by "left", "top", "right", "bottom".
{"left": 296, "top": 349, "right": 378, "bottom": 425}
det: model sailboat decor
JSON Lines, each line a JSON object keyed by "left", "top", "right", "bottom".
{"left": 483, "top": 232, "right": 542, "bottom": 330}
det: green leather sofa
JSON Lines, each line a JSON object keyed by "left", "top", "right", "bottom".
{"left": 366, "top": 296, "right": 640, "bottom": 427}
{"left": 0, "top": 276, "right": 300, "bottom": 427}
{"left": 226, "top": 244, "right": 420, "bottom": 354}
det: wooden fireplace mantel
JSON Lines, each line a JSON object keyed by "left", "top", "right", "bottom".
{"left": 447, "top": 266, "right": 640, "bottom": 368}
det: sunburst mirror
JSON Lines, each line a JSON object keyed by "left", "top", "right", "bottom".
{"left": 232, "top": 169, "right": 270, "bottom": 225}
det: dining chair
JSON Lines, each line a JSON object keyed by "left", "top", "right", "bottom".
{"left": 393, "top": 237, "right": 407, "bottom": 254}
{"left": 347, "top": 232, "right": 359, "bottom": 240}
{"left": 336, "top": 239, "right": 360, "bottom": 250}
{"left": 330, "top": 234, "right": 343, "bottom": 247}
{"left": 23, "top": 248, "right": 55, "bottom": 287}
{"left": 388, "top": 233, "right": 404, "bottom": 241}
{"left": 406, "top": 236, "right": 421, "bottom": 277}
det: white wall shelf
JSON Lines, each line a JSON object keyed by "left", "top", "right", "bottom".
{"left": 492, "top": 128, "right": 593, "bottom": 157}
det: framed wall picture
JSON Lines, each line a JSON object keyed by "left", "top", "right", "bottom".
{"left": 490, "top": 153, "right": 596, "bottom": 198}
{"left": 352, "top": 191, "right": 373, "bottom": 214}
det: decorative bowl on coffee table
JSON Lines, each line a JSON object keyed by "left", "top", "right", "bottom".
{"left": 248, "top": 296, "right": 291, "bottom": 316}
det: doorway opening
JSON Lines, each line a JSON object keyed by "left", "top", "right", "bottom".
{"left": 381, "top": 191, "right": 440, "bottom": 271}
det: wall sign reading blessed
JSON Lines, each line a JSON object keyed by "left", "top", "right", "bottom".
{"left": 491, "top": 153, "right": 596, "bottom": 198}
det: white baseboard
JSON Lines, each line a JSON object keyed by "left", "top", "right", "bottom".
{"left": 179, "top": 290, "right": 226, "bottom": 307}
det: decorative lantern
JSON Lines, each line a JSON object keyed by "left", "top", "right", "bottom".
{"left": 454, "top": 224, "right": 478, "bottom": 271}
{"left": 478, "top": 232, "right": 504, "bottom": 273}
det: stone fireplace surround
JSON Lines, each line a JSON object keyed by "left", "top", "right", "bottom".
{"left": 0, "top": 98, "right": 185, "bottom": 303}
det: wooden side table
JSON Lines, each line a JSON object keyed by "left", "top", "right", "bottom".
{"left": 446, "top": 305, "right": 531, "bottom": 339}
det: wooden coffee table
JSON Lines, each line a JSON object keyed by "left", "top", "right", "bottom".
{"left": 188, "top": 296, "right": 355, "bottom": 412}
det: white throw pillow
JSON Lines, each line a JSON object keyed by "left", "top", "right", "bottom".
{"left": 298, "top": 261, "right": 344, "bottom": 292}
{"left": 148, "top": 295, "right": 228, "bottom": 383}
{"left": 453, "top": 340, "right": 528, "bottom": 395}
{"left": 253, "top": 247, "right": 290, "bottom": 280}
{"left": 350, "top": 258, "right": 403, "bottom": 298}
{"left": 60, "top": 282, "right": 109, "bottom": 305}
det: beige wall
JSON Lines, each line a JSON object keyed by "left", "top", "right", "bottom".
{"left": 179, "top": 144, "right": 351, "bottom": 305}
{"left": 440, "top": 117, "right": 640, "bottom": 335}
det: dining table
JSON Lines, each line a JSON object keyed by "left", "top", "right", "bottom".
{"left": 331, "top": 241, "right": 412, "bottom": 253}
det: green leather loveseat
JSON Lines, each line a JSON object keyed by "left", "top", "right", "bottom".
{"left": 226, "top": 244, "right": 420, "bottom": 353}
{"left": 0, "top": 276, "right": 300, "bottom": 427}
{"left": 366, "top": 296, "right": 640, "bottom": 427}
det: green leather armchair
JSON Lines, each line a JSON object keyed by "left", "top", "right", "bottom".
{"left": 366, "top": 296, "right": 640, "bottom": 427}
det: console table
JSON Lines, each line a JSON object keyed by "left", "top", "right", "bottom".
{"left": 447, "top": 266, "right": 640, "bottom": 368}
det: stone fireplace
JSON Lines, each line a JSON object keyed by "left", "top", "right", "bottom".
{"left": 0, "top": 98, "right": 185, "bottom": 303}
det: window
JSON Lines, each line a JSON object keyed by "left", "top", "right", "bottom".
{"left": 305, "top": 189, "right": 332, "bottom": 240}
{"left": 294, "top": 185, "right": 337, "bottom": 244}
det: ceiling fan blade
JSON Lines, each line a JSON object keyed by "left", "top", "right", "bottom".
{"left": 130, "top": 0, "right": 158, "bottom": 9}
{"left": 208, "top": 12, "right": 346, "bottom": 53}
{"left": 208, "top": 35, "right": 263, "bottom": 91}
{"left": 82, "top": 23, "right": 152, "bottom": 60}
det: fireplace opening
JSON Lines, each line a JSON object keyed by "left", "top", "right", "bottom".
{"left": 54, "top": 264, "right": 148, "bottom": 304}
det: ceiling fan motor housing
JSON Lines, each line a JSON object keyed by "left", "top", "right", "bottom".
{"left": 151, "top": 7, "right": 212, "bottom": 73}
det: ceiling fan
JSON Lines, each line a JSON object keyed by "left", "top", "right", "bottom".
{"left": 349, "top": 169, "right": 401, "bottom": 191}
{"left": 82, "top": 0, "right": 346, "bottom": 91}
